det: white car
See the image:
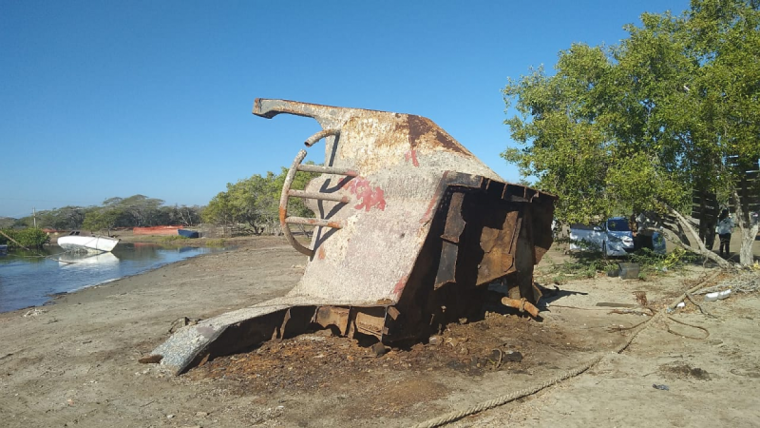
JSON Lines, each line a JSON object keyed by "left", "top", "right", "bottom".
{"left": 570, "top": 217, "right": 635, "bottom": 256}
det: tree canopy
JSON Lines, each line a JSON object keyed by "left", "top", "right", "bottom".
{"left": 203, "top": 165, "right": 318, "bottom": 235}
{"left": 503, "top": 0, "right": 760, "bottom": 266}
{"left": 12, "top": 197, "right": 202, "bottom": 235}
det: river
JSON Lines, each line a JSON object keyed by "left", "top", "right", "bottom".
{"left": 0, "top": 243, "right": 222, "bottom": 313}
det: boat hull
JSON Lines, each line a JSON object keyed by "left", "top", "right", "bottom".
{"left": 58, "top": 236, "right": 120, "bottom": 253}
{"left": 177, "top": 229, "right": 199, "bottom": 238}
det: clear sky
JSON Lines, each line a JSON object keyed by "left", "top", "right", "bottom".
{"left": 0, "top": 0, "right": 691, "bottom": 218}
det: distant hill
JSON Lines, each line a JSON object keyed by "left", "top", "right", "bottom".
{"left": 0, "top": 217, "right": 16, "bottom": 228}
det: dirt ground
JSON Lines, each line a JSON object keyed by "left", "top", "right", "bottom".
{"left": 1, "top": 236, "right": 759, "bottom": 427}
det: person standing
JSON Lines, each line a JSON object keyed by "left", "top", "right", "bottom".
{"left": 716, "top": 209, "right": 735, "bottom": 258}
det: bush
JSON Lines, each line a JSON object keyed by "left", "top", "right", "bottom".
{"left": 0, "top": 228, "right": 50, "bottom": 249}
{"left": 545, "top": 256, "right": 617, "bottom": 278}
{"left": 628, "top": 247, "right": 698, "bottom": 275}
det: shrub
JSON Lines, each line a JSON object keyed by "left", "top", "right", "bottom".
{"left": 0, "top": 228, "right": 50, "bottom": 249}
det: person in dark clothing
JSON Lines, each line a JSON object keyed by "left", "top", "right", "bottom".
{"left": 716, "top": 209, "right": 734, "bottom": 258}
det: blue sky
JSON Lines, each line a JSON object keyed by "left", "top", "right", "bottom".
{"left": 0, "top": 0, "right": 691, "bottom": 218}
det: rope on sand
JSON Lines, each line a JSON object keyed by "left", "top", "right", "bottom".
{"left": 412, "top": 270, "right": 723, "bottom": 428}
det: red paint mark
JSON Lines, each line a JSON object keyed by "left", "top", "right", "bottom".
{"left": 420, "top": 171, "right": 450, "bottom": 224}
{"left": 420, "top": 196, "right": 438, "bottom": 224}
{"left": 317, "top": 247, "right": 326, "bottom": 260}
{"left": 344, "top": 177, "right": 387, "bottom": 212}
{"left": 392, "top": 276, "right": 408, "bottom": 295}
{"left": 404, "top": 149, "right": 420, "bottom": 167}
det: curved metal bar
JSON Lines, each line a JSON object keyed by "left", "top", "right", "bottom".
{"left": 304, "top": 128, "right": 340, "bottom": 147}
{"left": 279, "top": 149, "right": 314, "bottom": 257}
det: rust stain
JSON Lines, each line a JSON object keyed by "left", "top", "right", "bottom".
{"left": 501, "top": 297, "right": 539, "bottom": 318}
{"left": 318, "top": 247, "right": 326, "bottom": 260}
{"left": 406, "top": 115, "right": 468, "bottom": 154}
{"left": 302, "top": 218, "right": 342, "bottom": 229}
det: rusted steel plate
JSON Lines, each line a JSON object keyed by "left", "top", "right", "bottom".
{"left": 152, "top": 99, "right": 557, "bottom": 375}
{"left": 313, "top": 306, "right": 350, "bottom": 335}
{"left": 354, "top": 309, "right": 387, "bottom": 338}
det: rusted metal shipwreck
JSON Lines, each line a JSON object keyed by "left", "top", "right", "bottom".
{"left": 152, "top": 99, "right": 557, "bottom": 374}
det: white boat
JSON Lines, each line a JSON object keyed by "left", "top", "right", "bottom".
{"left": 58, "top": 231, "right": 120, "bottom": 253}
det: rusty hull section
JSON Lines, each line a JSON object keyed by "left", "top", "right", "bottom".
{"left": 152, "top": 99, "right": 556, "bottom": 374}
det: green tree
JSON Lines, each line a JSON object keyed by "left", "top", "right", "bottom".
{"left": 156, "top": 205, "right": 202, "bottom": 226}
{"left": 204, "top": 164, "right": 318, "bottom": 235}
{"left": 203, "top": 191, "right": 235, "bottom": 234}
{"left": 109, "top": 195, "right": 165, "bottom": 227}
{"left": 35, "top": 206, "right": 89, "bottom": 230}
{"left": 503, "top": 0, "right": 760, "bottom": 267}
{"left": 82, "top": 208, "right": 123, "bottom": 236}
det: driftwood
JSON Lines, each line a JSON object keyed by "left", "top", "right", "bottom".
{"left": 0, "top": 230, "right": 32, "bottom": 251}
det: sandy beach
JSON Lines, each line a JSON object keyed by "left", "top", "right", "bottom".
{"left": 1, "top": 236, "right": 759, "bottom": 427}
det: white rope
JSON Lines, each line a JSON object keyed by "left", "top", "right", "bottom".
{"left": 412, "top": 271, "right": 722, "bottom": 428}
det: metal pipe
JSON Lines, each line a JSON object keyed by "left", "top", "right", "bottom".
{"left": 285, "top": 217, "right": 343, "bottom": 229}
{"left": 297, "top": 164, "right": 358, "bottom": 177}
{"left": 304, "top": 128, "right": 340, "bottom": 147}
{"left": 501, "top": 297, "right": 540, "bottom": 318}
{"left": 288, "top": 190, "right": 349, "bottom": 204}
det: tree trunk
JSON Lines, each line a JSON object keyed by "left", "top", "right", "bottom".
{"left": 739, "top": 225, "right": 758, "bottom": 266}
{"left": 666, "top": 205, "right": 732, "bottom": 268}
{"left": 732, "top": 189, "right": 757, "bottom": 267}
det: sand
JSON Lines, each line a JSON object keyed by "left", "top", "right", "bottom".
{"left": 1, "top": 236, "right": 759, "bottom": 427}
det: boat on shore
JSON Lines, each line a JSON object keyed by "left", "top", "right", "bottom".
{"left": 134, "top": 226, "right": 200, "bottom": 238}
{"left": 58, "top": 231, "right": 120, "bottom": 253}
{"left": 177, "top": 229, "right": 199, "bottom": 238}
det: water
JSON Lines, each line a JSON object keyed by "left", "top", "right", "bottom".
{"left": 0, "top": 244, "right": 222, "bottom": 313}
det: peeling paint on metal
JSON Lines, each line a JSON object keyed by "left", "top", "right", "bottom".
{"left": 405, "top": 149, "right": 420, "bottom": 167}
{"left": 392, "top": 276, "right": 408, "bottom": 296}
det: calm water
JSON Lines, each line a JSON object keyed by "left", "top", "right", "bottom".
{"left": 0, "top": 243, "right": 222, "bottom": 313}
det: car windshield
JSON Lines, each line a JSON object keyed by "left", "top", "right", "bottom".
{"left": 607, "top": 219, "right": 630, "bottom": 232}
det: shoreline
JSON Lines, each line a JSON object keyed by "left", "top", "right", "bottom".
{"left": 1, "top": 234, "right": 295, "bottom": 314}
{"left": 0, "top": 238, "right": 306, "bottom": 427}
{"left": 2, "top": 246, "right": 211, "bottom": 315}
{"left": 5, "top": 235, "right": 298, "bottom": 315}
